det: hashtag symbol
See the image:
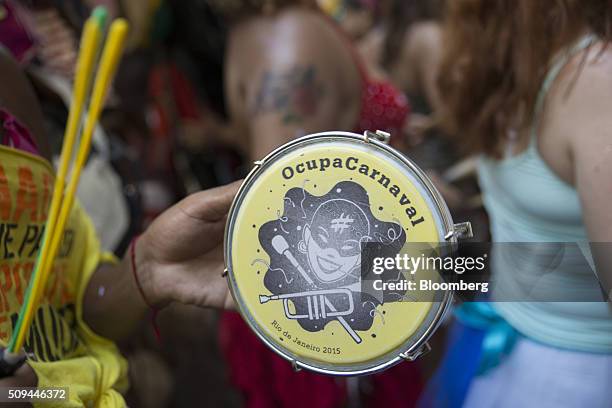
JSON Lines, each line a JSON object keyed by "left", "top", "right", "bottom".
{"left": 330, "top": 213, "right": 354, "bottom": 232}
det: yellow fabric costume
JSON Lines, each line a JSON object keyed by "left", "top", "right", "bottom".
{"left": 0, "top": 144, "right": 128, "bottom": 407}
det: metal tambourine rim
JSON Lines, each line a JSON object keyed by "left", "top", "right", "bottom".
{"left": 224, "top": 131, "right": 456, "bottom": 376}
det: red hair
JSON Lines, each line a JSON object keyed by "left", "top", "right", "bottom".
{"left": 438, "top": 0, "right": 611, "bottom": 156}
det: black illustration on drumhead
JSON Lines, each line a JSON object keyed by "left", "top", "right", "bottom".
{"left": 256, "top": 181, "right": 405, "bottom": 343}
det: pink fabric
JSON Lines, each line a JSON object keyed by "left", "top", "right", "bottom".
{"left": 0, "top": 2, "right": 36, "bottom": 65}
{"left": 0, "top": 109, "right": 39, "bottom": 155}
{"left": 356, "top": 80, "right": 410, "bottom": 139}
{"left": 363, "top": 359, "right": 424, "bottom": 407}
{"left": 219, "top": 312, "right": 347, "bottom": 408}
{"left": 219, "top": 312, "right": 424, "bottom": 408}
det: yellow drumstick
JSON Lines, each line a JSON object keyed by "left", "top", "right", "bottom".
{"left": 8, "top": 17, "right": 129, "bottom": 354}
{"left": 7, "top": 16, "right": 103, "bottom": 354}
{"left": 31, "top": 20, "right": 101, "bottom": 300}
{"left": 35, "top": 18, "right": 130, "bottom": 322}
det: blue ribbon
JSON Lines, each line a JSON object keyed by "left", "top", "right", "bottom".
{"left": 418, "top": 303, "right": 519, "bottom": 407}
{"left": 455, "top": 302, "right": 519, "bottom": 375}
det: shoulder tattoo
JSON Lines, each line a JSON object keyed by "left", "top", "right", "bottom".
{"left": 251, "top": 65, "right": 326, "bottom": 124}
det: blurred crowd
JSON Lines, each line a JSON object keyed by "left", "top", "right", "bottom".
{"left": 0, "top": 0, "right": 486, "bottom": 406}
{"left": 2, "top": 0, "right": 610, "bottom": 407}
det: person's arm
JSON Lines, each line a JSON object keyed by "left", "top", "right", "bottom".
{"left": 228, "top": 12, "right": 361, "bottom": 160}
{"left": 392, "top": 21, "right": 444, "bottom": 115}
{"left": 411, "top": 22, "right": 444, "bottom": 117}
{"left": 82, "top": 181, "right": 240, "bottom": 340}
{"left": 557, "top": 50, "right": 612, "bottom": 302}
{"left": 393, "top": 22, "right": 445, "bottom": 144}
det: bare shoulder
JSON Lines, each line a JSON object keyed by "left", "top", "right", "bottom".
{"left": 231, "top": 8, "right": 361, "bottom": 124}
{"left": 553, "top": 42, "right": 612, "bottom": 245}
{"left": 231, "top": 8, "right": 361, "bottom": 98}
{"left": 241, "top": 8, "right": 355, "bottom": 68}
{"left": 539, "top": 41, "right": 612, "bottom": 188}
{"left": 550, "top": 42, "right": 612, "bottom": 148}
{"left": 561, "top": 42, "right": 612, "bottom": 103}
{"left": 228, "top": 8, "right": 362, "bottom": 157}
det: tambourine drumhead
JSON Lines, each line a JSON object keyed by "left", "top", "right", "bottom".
{"left": 225, "top": 131, "right": 455, "bottom": 376}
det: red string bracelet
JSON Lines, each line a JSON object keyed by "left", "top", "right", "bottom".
{"left": 130, "top": 235, "right": 161, "bottom": 342}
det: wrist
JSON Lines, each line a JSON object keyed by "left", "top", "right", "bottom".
{"left": 131, "top": 233, "right": 170, "bottom": 309}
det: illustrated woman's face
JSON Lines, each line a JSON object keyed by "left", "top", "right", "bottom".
{"left": 303, "top": 224, "right": 362, "bottom": 283}
{"left": 300, "top": 199, "right": 370, "bottom": 283}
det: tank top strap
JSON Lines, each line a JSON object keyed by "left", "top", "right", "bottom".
{"left": 529, "top": 33, "right": 597, "bottom": 147}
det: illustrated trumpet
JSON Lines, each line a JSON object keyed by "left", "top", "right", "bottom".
{"left": 259, "top": 288, "right": 354, "bottom": 320}
{"left": 260, "top": 288, "right": 362, "bottom": 343}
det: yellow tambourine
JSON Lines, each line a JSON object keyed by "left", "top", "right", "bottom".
{"left": 224, "top": 131, "right": 471, "bottom": 376}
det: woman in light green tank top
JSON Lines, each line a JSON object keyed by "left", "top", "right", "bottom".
{"left": 419, "top": 1, "right": 612, "bottom": 407}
